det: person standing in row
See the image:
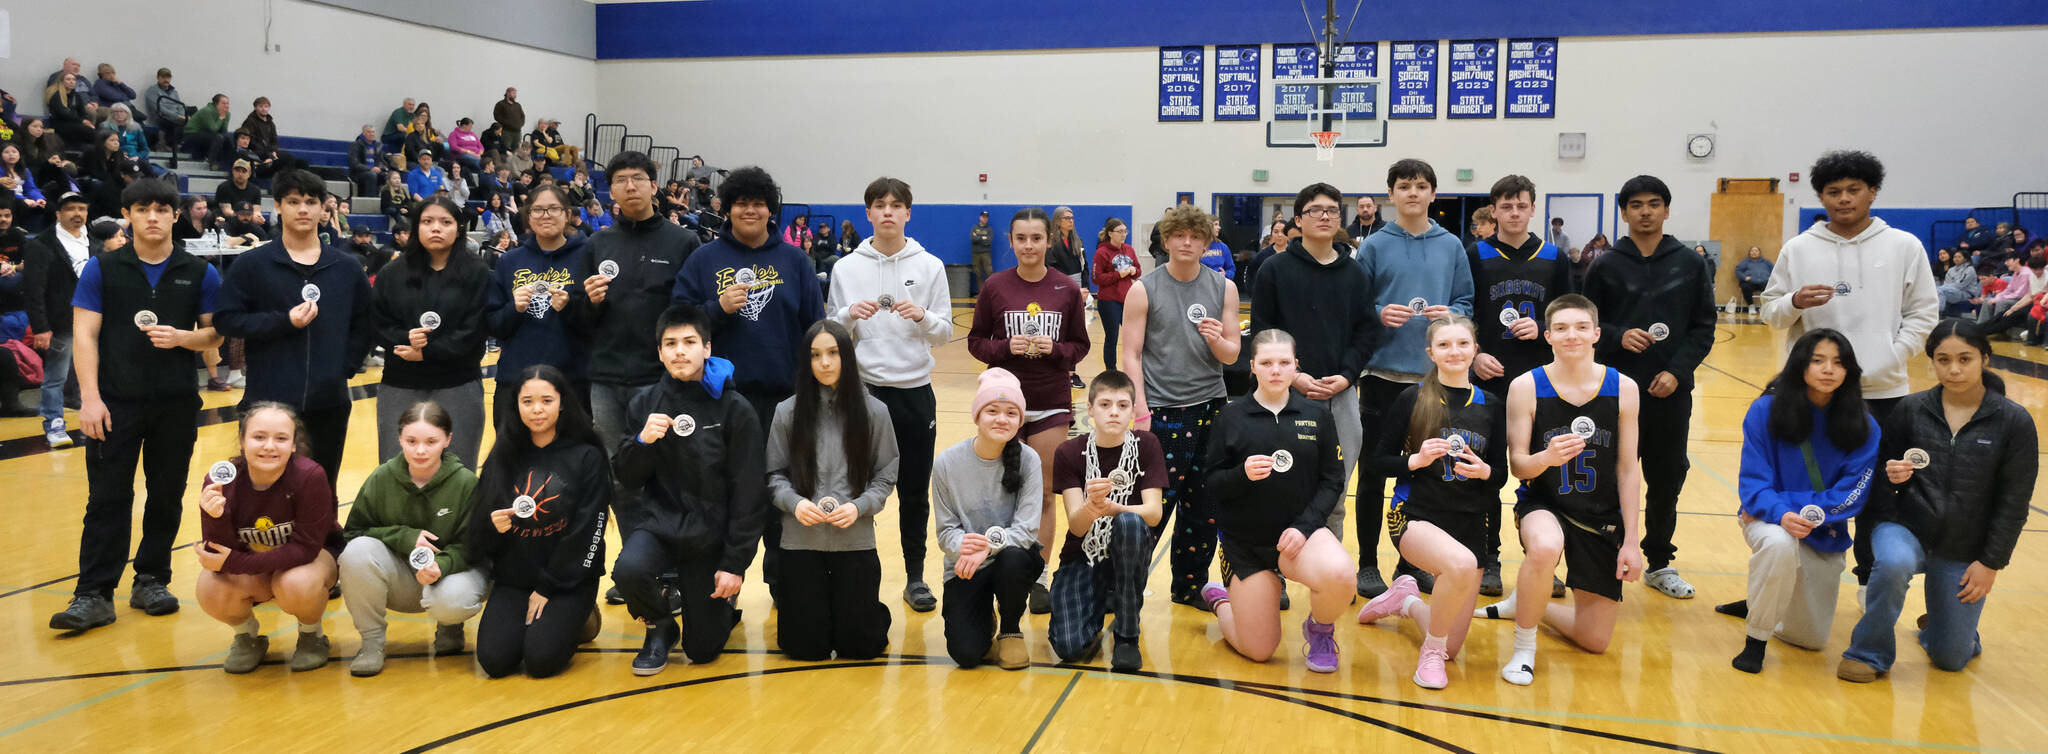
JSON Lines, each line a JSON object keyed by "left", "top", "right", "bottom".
{"left": 338, "top": 401, "right": 487, "bottom": 676}
{"left": 1092, "top": 217, "right": 1137, "bottom": 372}
{"left": 968, "top": 208, "right": 1090, "bottom": 614}
{"left": 1467, "top": 174, "right": 1575, "bottom": 597}
{"left": 673, "top": 165, "right": 823, "bottom": 601}
{"left": 470, "top": 366, "right": 611, "bottom": 680}
{"left": 1581, "top": 176, "right": 1715, "bottom": 601}
{"left": 194, "top": 403, "right": 343, "bottom": 673}
{"left": 934, "top": 368, "right": 1044, "bottom": 670}
{"left": 766, "top": 321, "right": 899, "bottom": 661}
{"left": 1354, "top": 159, "right": 1474, "bottom": 596}
{"left": 827, "top": 177, "right": 952, "bottom": 613}
{"left": 1121, "top": 204, "right": 1239, "bottom": 608}
{"left": 1199, "top": 330, "right": 1358, "bottom": 673}
{"left": 612, "top": 305, "right": 767, "bottom": 674}
{"left": 215, "top": 171, "right": 374, "bottom": 498}
{"left": 1839, "top": 321, "right": 2036, "bottom": 683}
{"left": 50, "top": 179, "right": 221, "bottom": 632}
{"left": 488, "top": 184, "right": 588, "bottom": 426}
{"left": 371, "top": 197, "right": 492, "bottom": 468}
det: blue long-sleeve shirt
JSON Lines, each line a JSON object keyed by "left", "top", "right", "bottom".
{"left": 1354, "top": 220, "right": 1474, "bottom": 376}
{"left": 1737, "top": 393, "right": 1880, "bottom": 553}
{"left": 1201, "top": 240, "right": 1236, "bottom": 280}
{"left": 405, "top": 166, "right": 446, "bottom": 199}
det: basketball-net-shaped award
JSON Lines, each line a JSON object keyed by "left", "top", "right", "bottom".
{"left": 512, "top": 494, "right": 538, "bottom": 518}
{"left": 207, "top": 460, "right": 238, "bottom": 486}
{"left": 1271, "top": 449, "right": 1294, "bottom": 473}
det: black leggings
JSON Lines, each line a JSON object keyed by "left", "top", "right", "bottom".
{"left": 475, "top": 581, "right": 596, "bottom": 679}
{"left": 942, "top": 546, "right": 1043, "bottom": 668}
{"left": 612, "top": 530, "right": 738, "bottom": 664}
{"left": 870, "top": 384, "right": 936, "bottom": 580}
{"left": 776, "top": 548, "right": 890, "bottom": 661}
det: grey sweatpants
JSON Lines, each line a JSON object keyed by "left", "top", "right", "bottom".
{"left": 1742, "top": 517, "right": 1843, "bottom": 646}
{"left": 338, "top": 537, "right": 489, "bottom": 640}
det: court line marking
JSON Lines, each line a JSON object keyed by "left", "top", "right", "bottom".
{"left": 1018, "top": 670, "right": 1082, "bottom": 753}
{"left": 0, "top": 501, "right": 355, "bottom": 602}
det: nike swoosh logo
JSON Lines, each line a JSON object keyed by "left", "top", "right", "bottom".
{"left": 1053, "top": 285, "right": 1067, "bottom": 290}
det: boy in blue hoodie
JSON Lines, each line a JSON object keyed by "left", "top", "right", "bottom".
{"left": 1353, "top": 158, "right": 1474, "bottom": 596}
{"left": 672, "top": 165, "right": 826, "bottom": 597}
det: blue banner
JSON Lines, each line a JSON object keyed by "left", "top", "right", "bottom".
{"left": 1504, "top": 38, "right": 1557, "bottom": 118}
{"left": 1158, "top": 46, "right": 1204, "bottom": 121}
{"left": 1447, "top": 40, "right": 1498, "bottom": 119}
{"left": 1213, "top": 45, "right": 1261, "bottom": 121}
{"left": 1388, "top": 41, "right": 1438, "bottom": 119}
{"left": 1331, "top": 42, "right": 1378, "bottom": 120}
{"left": 1272, "top": 43, "right": 1319, "bottom": 121}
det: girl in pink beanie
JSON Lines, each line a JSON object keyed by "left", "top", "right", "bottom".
{"left": 931, "top": 367, "right": 1044, "bottom": 670}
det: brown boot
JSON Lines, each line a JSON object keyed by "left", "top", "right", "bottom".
{"left": 1836, "top": 657, "right": 1881, "bottom": 683}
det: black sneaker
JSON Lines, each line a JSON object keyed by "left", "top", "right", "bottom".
{"left": 1551, "top": 575, "right": 1567, "bottom": 598}
{"left": 903, "top": 582, "right": 937, "bottom": 613}
{"left": 1278, "top": 587, "right": 1291, "bottom": 611}
{"left": 1028, "top": 583, "right": 1052, "bottom": 615}
{"left": 1715, "top": 600, "right": 1750, "bottom": 619}
{"left": 1356, "top": 568, "right": 1388, "bottom": 598}
{"left": 329, "top": 584, "right": 342, "bottom": 600}
{"left": 1069, "top": 375, "right": 1085, "bottom": 389}
{"left": 129, "top": 575, "right": 180, "bottom": 616}
{"left": 579, "top": 608, "right": 602, "bottom": 644}
{"left": 632, "top": 620, "right": 679, "bottom": 676}
{"left": 1110, "top": 638, "right": 1143, "bottom": 672}
{"left": 49, "top": 594, "right": 116, "bottom": 632}
{"left": 1479, "top": 563, "right": 1504, "bottom": 597}
{"left": 606, "top": 585, "right": 626, "bottom": 605}
{"left": 1169, "top": 590, "right": 1209, "bottom": 611}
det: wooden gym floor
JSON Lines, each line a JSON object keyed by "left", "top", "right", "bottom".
{"left": 2, "top": 303, "right": 2045, "bottom": 753}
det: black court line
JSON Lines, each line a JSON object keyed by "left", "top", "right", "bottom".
{"left": 1019, "top": 670, "right": 1082, "bottom": 754}
{"left": 1228, "top": 679, "right": 1720, "bottom": 754}
{"left": 0, "top": 500, "right": 355, "bottom": 602}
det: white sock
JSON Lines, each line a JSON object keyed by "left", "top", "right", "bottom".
{"left": 1398, "top": 594, "right": 1423, "bottom": 619}
{"left": 1038, "top": 564, "right": 1052, "bottom": 588}
{"left": 1501, "top": 626, "right": 1538, "bottom": 685}
{"left": 299, "top": 621, "right": 323, "bottom": 638}
{"left": 1476, "top": 590, "right": 1518, "bottom": 620}
{"left": 1422, "top": 632, "right": 1449, "bottom": 654}
{"left": 235, "top": 617, "right": 260, "bottom": 637}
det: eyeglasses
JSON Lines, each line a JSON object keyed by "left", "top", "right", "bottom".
{"left": 1300, "top": 207, "right": 1342, "bottom": 219}
{"left": 612, "top": 175, "right": 653, "bottom": 188}
{"left": 529, "top": 206, "right": 566, "bottom": 218}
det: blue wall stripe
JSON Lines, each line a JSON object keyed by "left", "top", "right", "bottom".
{"left": 784, "top": 202, "right": 1133, "bottom": 275}
{"left": 596, "top": 0, "right": 2047, "bottom": 60}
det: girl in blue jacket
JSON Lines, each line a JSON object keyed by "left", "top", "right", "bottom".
{"left": 1729, "top": 328, "right": 1878, "bottom": 673}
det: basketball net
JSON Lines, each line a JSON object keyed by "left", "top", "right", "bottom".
{"left": 1311, "top": 131, "right": 1339, "bottom": 162}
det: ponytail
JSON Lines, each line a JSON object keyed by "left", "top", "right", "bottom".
{"left": 1000, "top": 437, "right": 1023, "bottom": 494}
{"left": 1404, "top": 316, "right": 1475, "bottom": 451}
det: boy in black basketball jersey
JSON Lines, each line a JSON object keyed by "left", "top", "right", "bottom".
{"left": 1473, "top": 294, "right": 1644, "bottom": 686}
{"left": 1467, "top": 175, "right": 1575, "bottom": 596}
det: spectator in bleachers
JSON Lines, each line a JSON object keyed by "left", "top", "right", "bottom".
{"left": 381, "top": 97, "right": 416, "bottom": 152}
{"left": 104, "top": 105, "right": 161, "bottom": 176}
{"left": 659, "top": 180, "right": 685, "bottom": 216}
{"left": 1958, "top": 217, "right": 1994, "bottom": 257}
{"left": 446, "top": 163, "right": 473, "bottom": 228}
{"left": 84, "top": 157, "right": 144, "bottom": 222}
{"left": 348, "top": 125, "right": 385, "bottom": 195}
{"left": 379, "top": 169, "right": 410, "bottom": 224}
{"left": 1938, "top": 248, "right": 1980, "bottom": 317}
{"left": 239, "top": 97, "right": 307, "bottom": 176}
{"left": 226, "top": 201, "right": 271, "bottom": 244}
{"left": 82, "top": 131, "right": 129, "bottom": 185}
{"left": 215, "top": 159, "right": 263, "bottom": 216}
{"left": 20, "top": 120, "right": 81, "bottom": 200}
{"left": 321, "top": 195, "right": 349, "bottom": 245}
{"left": 142, "top": 69, "right": 188, "bottom": 169}
{"left": 173, "top": 195, "right": 230, "bottom": 244}
{"left": 0, "top": 87, "right": 16, "bottom": 126}
{"left": 507, "top": 133, "right": 536, "bottom": 176}
{"left": 808, "top": 222, "right": 837, "bottom": 281}
{"left": 561, "top": 167, "right": 594, "bottom": 209}
{"left": 838, "top": 219, "right": 860, "bottom": 255}
{"left": 685, "top": 156, "right": 716, "bottom": 185}
{"left": 579, "top": 200, "right": 611, "bottom": 233}
{"left": 406, "top": 150, "right": 448, "bottom": 205}
{"left": 44, "top": 59, "right": 98, "bottom": 120}
{"left": 783, "top": 215, "right": 813, "bottom": 249}
{"left": 344, "top": 225, "right": 386, "bottom": 276}
{"left": 404, "top": 104, "right": 445, "bottom": 165}
{"left": 449, "top": 118, "right": 484, "bottom": 182}
{"left": 494, "top": 88, "right": 524, "bottom": 137}
{"left": 1982, "top": 256, "right": 2048, "bottom": 338}
{"left": 89, "top": 64, "right": 136, "bottom": 119}
{"left": 481, "top": 193, "right": 513, "bottom": 237}
{"left": 44, "top": 72, "right": 98, "bottom": 147}
{"left": 1, "top": 144, "right": 49, "bottom": 230}
{"left": 529, "top": 119, "right": 578, "bottom": 168}
{"left": 185, "top": 94, "right": 231, "bottom": 169}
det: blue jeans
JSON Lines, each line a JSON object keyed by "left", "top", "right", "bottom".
{"left": 39, "top": 333, "right": 73, "bottom": 429}
{"left": 1842, "top": 522, "right": 1986, "bottom": 673}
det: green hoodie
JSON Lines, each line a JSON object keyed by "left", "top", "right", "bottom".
{"left": 343, "top": 452, "right": 481, "bottom": 575}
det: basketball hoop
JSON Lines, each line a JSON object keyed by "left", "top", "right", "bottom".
{"left": 1311, "top": 131, "right": 1340, "bottom": 162}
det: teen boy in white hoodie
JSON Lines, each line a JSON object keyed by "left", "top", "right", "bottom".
{"left": 828, "top": 177, "right": 954, "bottom": 612}
{"left": 1756, "top": 150, "right": 1937, "bottom": 592}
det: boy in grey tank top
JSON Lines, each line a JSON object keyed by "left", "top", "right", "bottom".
{"left": 1117, "top": 205, "right": 1243, "bottom": 606}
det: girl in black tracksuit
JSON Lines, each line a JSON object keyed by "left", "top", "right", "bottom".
{"left": 468, "top": 365, "right": 610, "bottom": 679}
{"left": 1354, "top": 316, "right": 1507, "bottom": 690}
{"left": 372, "top": 197, "right": 493, "bottom": 467}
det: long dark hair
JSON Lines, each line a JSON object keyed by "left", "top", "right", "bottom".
{"left": 477, "top": 365, "right": 602, "bottom": 506}
{"left": 401, "top": 195, "right": 482, "bottom": 285}
{"left": 1767, "top": 329, "right": 1870, "bottom": 450}
{"left": 787, "top": 321, "right": 875, "bottom": 496}
{"left": 1924, "top": 319, "right": 2007, "bottom": 395}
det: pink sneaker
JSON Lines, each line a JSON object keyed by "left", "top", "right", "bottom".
{"left": 1357, "top": 574, "right": 1418, "bottom": 624}
{"left": 1200, "top": 581, "right": 1231, "bottom": 612}
{"left": 1414, "top": 645, "right": 1450, "bottom": 689}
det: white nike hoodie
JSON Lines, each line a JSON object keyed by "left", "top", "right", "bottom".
{"left": 1758, "top": 217, "right": 1938, "bottom": 399}
{"left": 828, "top": 237, "right": 955, "bottom": 388}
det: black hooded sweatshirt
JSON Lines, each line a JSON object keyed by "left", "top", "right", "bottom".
{"left": 1581, "top": 234, "right": 1716, "bottom": 389}
{"left": 569, "top": 213, "right": 701, "bottom": 386}
{"left": 612, "top": 368, "right": 767, "bottom": 575}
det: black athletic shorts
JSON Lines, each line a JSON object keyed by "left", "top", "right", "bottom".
{"left": 1513, "top": 497, "right": 1624, "bottom": 602}
{"left": 1387, "top": 500, "right": 1488, "bottom": 556}
{"left": 1218, "top": 532, "right": 1281, "bottom": 584}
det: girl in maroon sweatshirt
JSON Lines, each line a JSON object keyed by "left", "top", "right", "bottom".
{"left": 195, "top": 402, "right": 344, "bottom": 674}
{"left": 968, "top": 208, "right": 1090, "bottom": 605}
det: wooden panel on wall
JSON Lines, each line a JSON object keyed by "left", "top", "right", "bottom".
{"left": 1708, "top": 182, "right": 1785, "bottom": 304}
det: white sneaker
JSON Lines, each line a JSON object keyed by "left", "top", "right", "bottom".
{"left": 46, "top": 420, "right": 73, "bottom": 449}
{"left": 226, "top": 370, "right": 246, "bottom": 388}
{"left": 1857, "top": 585, "right": 1866, "bottom": 614}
